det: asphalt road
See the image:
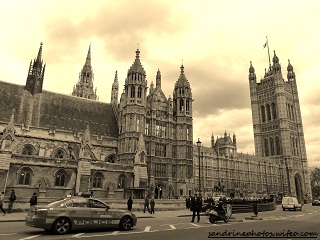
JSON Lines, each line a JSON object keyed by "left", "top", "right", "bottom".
{"left": 1, "top": 205, "right": 319, "bottom": 240}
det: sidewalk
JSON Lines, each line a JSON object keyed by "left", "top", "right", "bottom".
{"left": 0, "top": 209, "right": 205, "bottom": 223}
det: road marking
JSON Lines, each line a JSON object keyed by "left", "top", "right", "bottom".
{"left": 73, "top": 233, "right": 85, "bottom": 237}
{"left": 19, "top": 235, "right": 42, "bottom": 240}
{"left": 169, "top": 225, "right": 176, "bottom": 230}
{"left": 190, "top": 223, "right": 200, "bottom": 227}
{"left": 111, "top": 231, "right": 119, "bottom": 235}
{"left": 295, "top": 214, "right": 304, "bottom": 217}
{"left": 308, "top": 212, "right": 313, "bottom": 214}
{"left": 0, "top": 233, "right": 17, "bottom": 236}
{"left": 144, "top": 226, "right": 151, "bottom": 232}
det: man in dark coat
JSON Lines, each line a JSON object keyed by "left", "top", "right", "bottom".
{"left": 143, "top": 196, "right": 150, "bottom": 213}
{"left": 29, "top": 192, "right": 38, "bottom": 206}
{"left": 150, "top": 197, "right": 155, "bottom": 214}
{"left": 8, "top": 190, "right": 16, "bottom": 213}
{"left": 191, "top": 193, "right": 202, "bottom": 222}
{"left": 127, "top": 196, "right": 133, "bottom": 211}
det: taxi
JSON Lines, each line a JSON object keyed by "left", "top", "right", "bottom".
{"left": 25, "top": 196, "right": 137, "bottom": 234}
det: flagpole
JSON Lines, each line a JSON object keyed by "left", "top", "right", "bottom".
{"left": 266, "top": 36, "right": 271, "bottom": 70}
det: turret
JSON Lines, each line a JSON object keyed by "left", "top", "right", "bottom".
{"left": 287, "top": 59, "right": 296, "bottom": 81}
{"left": 111, "top": 71, "right": 119, "bottom": 105}
{"left": 25, "top": 42, "right": 46, "bottom": 95}
{"left": 211, "top": 133, "right": 215, "bottom": 148}
{"left": 72, "top": 45, "right": 97, "bottom": 100}
{"left": 248, "top": 61, "right": 256, "bottom": 83}
{"left": 173, "top": 64, "right": 192, "bottom": 117}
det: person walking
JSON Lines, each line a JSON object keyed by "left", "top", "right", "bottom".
{"left": 150, "top": 197, "right": 155, "bottom": 214}
{"left": 29, "top": 192, "right": 38, "bottom": 206}
{"left": 127, "top": 196, "right": 133, "bottom": 211}
{"left": 143, "top": 196, "right": 150, "bottom": 213}
{"left": 8, "top": 190, "right": 16, "bottom": 213}
{"left": 0, "top": 192, "right": 6, "bottom": 216}
{"left": 191, "top": 193, "right": 202, "bottom": 222}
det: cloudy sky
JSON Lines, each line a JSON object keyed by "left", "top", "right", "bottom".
{"left": 0, "top": 0, "right": 319, "bottom": 167}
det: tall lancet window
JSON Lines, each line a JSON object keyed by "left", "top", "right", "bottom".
{"left": 186, "top": 100, "right": 190, "bottom": 115}
{"left": 179, "top": 99, "right": 184, "bottom": 112}
{"left": 138, "top": 86, "right": 142, "bottom": 98}
{"left": 130, "top": 86, "right": 135, "bottom": 98}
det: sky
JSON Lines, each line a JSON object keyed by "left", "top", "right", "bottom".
{"left": 0, "top": 0, "right": 319, "bottom": 167}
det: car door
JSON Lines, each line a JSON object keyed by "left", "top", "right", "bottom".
{"left": 66, "top": 198, "right": 92, "bottom": 229}
{"left": 89, "top": 199, "right": 115, "bottom": 228}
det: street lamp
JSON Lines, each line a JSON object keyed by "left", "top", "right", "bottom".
{"left": 264, "top": 160, "right": 268, "bottom": 196}
{"left": 196, "top": 138, "right": 201, "bottom": 195}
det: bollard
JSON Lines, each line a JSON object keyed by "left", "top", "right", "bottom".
{"left": 253, "top": 203, "right": 258, "bottom": 216}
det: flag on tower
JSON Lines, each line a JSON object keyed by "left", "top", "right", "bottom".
{"left": 263, "top": 38, "right": 268, "bottom": 49}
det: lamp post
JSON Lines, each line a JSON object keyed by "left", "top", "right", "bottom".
{"left": 196, "top": 138, "right": 201, "bottom": 195}
{"left": 264, "top": 160, "right": 268, "bottom": 196}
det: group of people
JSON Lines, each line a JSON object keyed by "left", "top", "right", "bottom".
{"left": 126, "top": 195, "right": 156, "bottom": 214}
{"left": 0, "top": 190, "right": 37, "bottom": 216}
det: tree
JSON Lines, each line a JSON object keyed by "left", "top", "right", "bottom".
{"left": 310, "top": 166, "right": 320, "bottom": 197}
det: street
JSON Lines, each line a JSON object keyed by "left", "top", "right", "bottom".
{"left": 0, "top": 205, "right": 319, "bottom": 240}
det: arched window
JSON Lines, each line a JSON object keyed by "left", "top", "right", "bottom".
{"left": 275, "top": 136, "right": 281, "bottom": 155}
{"left": 137, "top": 86, "right": 142, "bottom": 98}
{"left": 186, "top": 100, "right": 190, "bottom": 115}
{"left": 266, "top": 104, "right": 271, "bottom": 121}
{"left": 179, "top": 99, "right": 184, "bottom": 112}
{"left": 91, "top": 172, "right": 104, "bottom": 188}
{"left": 55, "top": 170, "right": 67, "bottom": 187}
{"left": 130, "top": 86, "right": 135, "bottom": 98}
{"left": 105, "top": 154, "right": 115, "bottom": 163}
{"left": 261, "top": 106, "right": 266, "bottom": 122}
{"left": 295, "top": 138, "right": 299, "bottom": 156}
{"left": 269, "top": 137, "right": 275, "bottom": 156}
{"left": 287, "top": 103, "right": 291, "bottom": 120}
{"left": 53, "top": 149, "right": 66, "bottom": 159}
{"left": 117, "top": 174, "right": 127, "bottom": 189}
{"left": 264, "top": 138, "right": 269, "bottom": 156}
{"left": 291, "top": 105, "right": 295, "bottom": 121}
{"left": 271, "top": 102, "right": 277, "bottom": 119}
{"left": 18, "top": 167, "right": 33, "bottom": 185}
{"left": 21, "top": 144, "right": 35, "bottom": 155}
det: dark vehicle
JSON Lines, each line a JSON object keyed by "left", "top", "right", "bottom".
{"left": 25, "top": 196, "right": 137, "bottom": 234}
{"left": 312, "top": 198, "right": 320, "bottom": 206}
{"left": 205, "top": 203, "right": 232, "bottom": 224}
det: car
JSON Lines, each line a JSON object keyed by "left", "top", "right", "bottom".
{"left": 312, "top": 198, "right": 320, "bottom": 206}
{"left": 281, "top": 197, "right": 302, "bottom": 211}
{"left": 25, "top": 196, "right": 137, "bottom": 234}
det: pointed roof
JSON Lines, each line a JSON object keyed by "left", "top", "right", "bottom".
{"left": 175, "top": 64, "right": 190, "bottom": 88}
{"left": 114, "top": 70, "right": 118, "bottom": 83}
{"left": 85, "top": 44, "right": 91, "bottom": 66}
{"left": 36, "top": 42, "right": 43, "bottom": 62}
{"left": 2, "top": 109, "right": 16, "bottom": 140}
{"left": 128, "top": 48, "right": 146, "bottom": 75}
{"left": 156, "top": 68, "right": 161, "bottom": 88}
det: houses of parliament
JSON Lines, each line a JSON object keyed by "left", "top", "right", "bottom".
{"left": 0, "top": 43, "right": 311, "bottom": 200}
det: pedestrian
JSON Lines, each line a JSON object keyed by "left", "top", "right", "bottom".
{"left": 150, "top": 197, "right": 155, "bottom": 214}
{"left": 0, "top": 192, "right": 6, "bottom": 216}
{"left": 8, "top": 190, "right": 16, "bottom": 213}
{"left": 143, "top": 196, "right": 150, "bottom": 213}
{"left": 127, "top": 196, "right": 133, "bottom": 211}
{"left": 186, "top": 196, "right": 191, "bottom": 209}
{"left": 191, "top": 193, "right": 202, "bottom": 222}
{"left": 29, "top": 192, "right": 38, "bottom": 206}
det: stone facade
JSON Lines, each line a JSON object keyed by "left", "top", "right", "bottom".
{"left": 0, "top": 43, "right": 193, "bottom": 199}
{"left": 193, "top": 51, "right": 311, "bottom": 201}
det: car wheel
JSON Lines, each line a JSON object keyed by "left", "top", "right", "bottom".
{"left": 209, "top": 216, "right": 216, "bottom": 224}
{"left": 282, "top": 208, "right": 285, "bottom": 211}
{"left": 52, "top": 217, "right": 72, "bottom": 235}
{"left": 119, "top": 216, "right": 133, "bottom": 231}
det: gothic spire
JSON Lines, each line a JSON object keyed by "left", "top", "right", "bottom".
{"left": 156, "top": 68, "right": 161, "bottom": 88}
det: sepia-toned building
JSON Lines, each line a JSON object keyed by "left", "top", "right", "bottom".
{"left": 0, "top": 43, "right": 193, "bottom": 199}
{"left": 193, "top": 51, "right": 311, "bottom": 201}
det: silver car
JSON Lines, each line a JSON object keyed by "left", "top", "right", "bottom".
{"left": 25, "top": 196, "right": 137, "bottom": 234}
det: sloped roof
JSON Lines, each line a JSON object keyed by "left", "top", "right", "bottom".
{"left": 0, "top": 80, "right": 118, "bottom": 137}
